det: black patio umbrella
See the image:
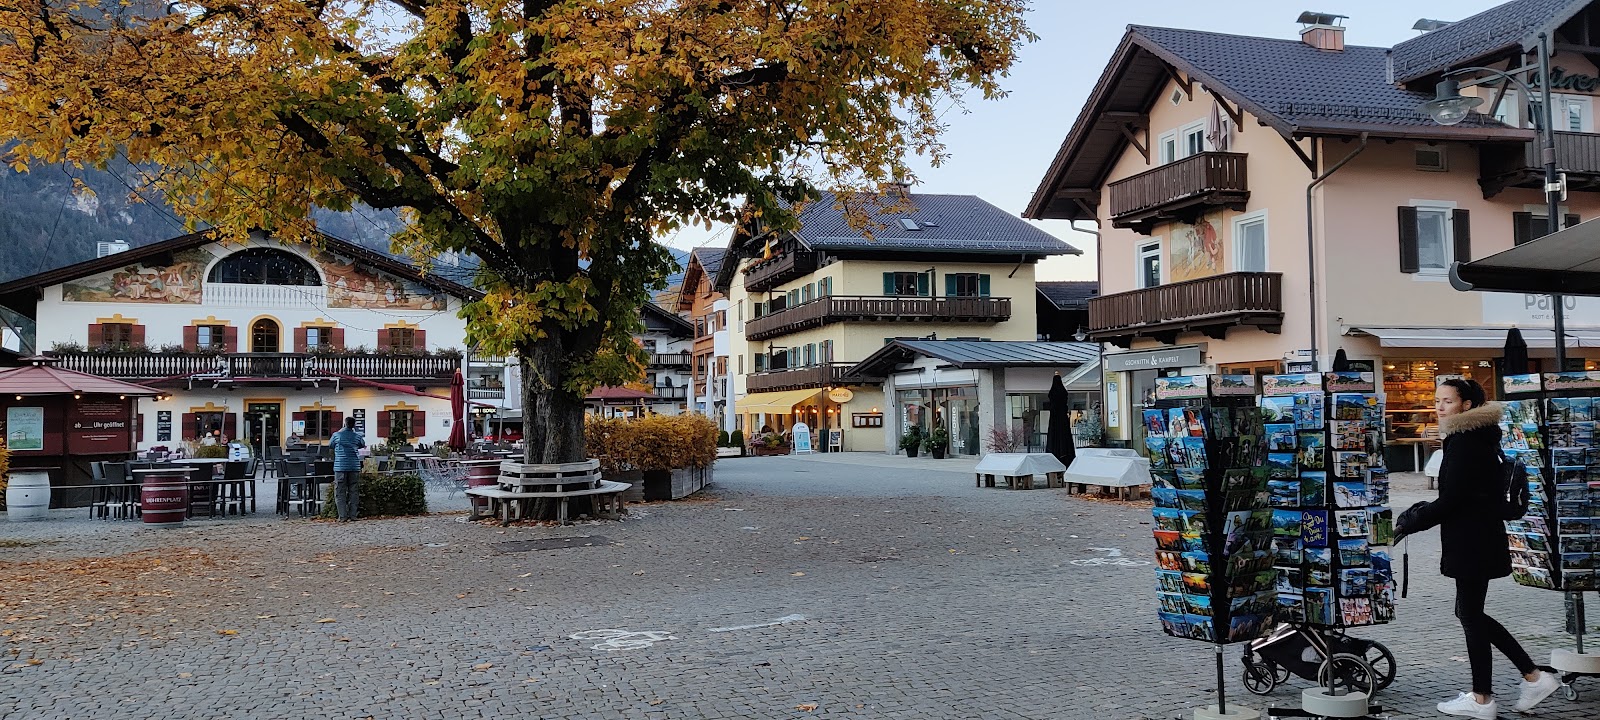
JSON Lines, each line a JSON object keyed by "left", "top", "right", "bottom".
{"left": 1503, "top": 327, "right": 1530, "bottom": 376}
{"left": 1332, "top": 348, "right": 1351, "bottom": 372}
{"left": 1045, "top": 373, "right": 1077, "bottom": 467}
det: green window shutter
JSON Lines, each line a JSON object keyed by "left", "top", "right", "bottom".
{"left": 944, "top": 274, "right": 956, "bottom": 296}
{"left": 917, "top": 272, "right": 929, "bottom": 296}
{"left": 978, "top": 274, "right": 991, "bottom": 297}
{"left": 1397, "top": 206, "right": 1419, "bottom": 274}
{"left": 883, "top": 272, "right": 895, "bottom": 295}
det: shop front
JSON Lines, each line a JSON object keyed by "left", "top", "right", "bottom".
{"left": 1102, "top": 345, "right": 1205, "bottom": 452}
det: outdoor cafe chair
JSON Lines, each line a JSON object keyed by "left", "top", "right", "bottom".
{"left": 277, "top": 460, "right": 309, "bottom": 515}
{"left": 261, "top": 446, "right": 283, "bottom": 479}
{"left": 219, "top": 461, "right": 251, "bottom": 516}
{"left": 88, "top": 462, "right": 116, "bottom": 520}
{"left": 104, "top": 462, "right": 136, "bottom": 519}
{"left": 183, "top": 465, "right": 218, "bottom": 519}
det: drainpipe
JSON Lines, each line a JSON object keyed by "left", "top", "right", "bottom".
{"left": 1305, "top": 133, "right": 1368, "bottom": 370}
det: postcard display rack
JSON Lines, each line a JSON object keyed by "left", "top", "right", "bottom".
{"left": 1147, "top": 374, "right": 1275, "bottom": 720}
{"left": 1500, "top": 373, "right": 1600, "bottom": 694}
{"left": 1263, "top": 372, "right": 1397, "bottom": 634}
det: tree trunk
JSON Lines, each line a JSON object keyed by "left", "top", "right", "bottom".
{"left": 519, "top": 335, "right": 587, "bottom": 464}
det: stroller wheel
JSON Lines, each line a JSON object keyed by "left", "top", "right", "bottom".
{"left": 1363, "top": 641, "right": 1397, "bottom": 692}
{"left": 1242, "top": 658, "right": 1278, "bottom": 696}
{"left": 1317, "top": 652, "right": 1377, "bottom": 696}
{"left": 1272, "top": 661, "right": 1291, "bottom": 684}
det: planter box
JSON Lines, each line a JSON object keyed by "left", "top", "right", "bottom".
{"left": 750, "top": 445, "right": 791, "bottom": 457}
{"left": 603, "top": 469, "right": 645, "bottom": 503}
{"left": 641, "top": 465, "right": 713, "bottom": 501}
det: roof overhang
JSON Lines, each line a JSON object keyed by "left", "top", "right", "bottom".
{"left": 1450, "top": 218, "right": 1600, "bottom": 296}
{"left": 1345, "top": 326, "right": 1573, "bottom": 349}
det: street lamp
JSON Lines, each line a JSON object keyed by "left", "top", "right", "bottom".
{"left": 1423, "top": 32, "right": 1569, "bottom": 368}
{"left": 1072, "top": 326, "right": 1088, "bottom": 343}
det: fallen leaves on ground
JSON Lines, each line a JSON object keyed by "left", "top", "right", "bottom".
{"left": 216, "top": 629, "right": 239, "bottom": 636}
{"left": 796, "top": 703, "right": 819, "bottom": 712}
{"left": 472, "top": 662, "right": 493, "bottom": 670}
{"left": 315, "top": 618, "right": 337, "bottom": 624}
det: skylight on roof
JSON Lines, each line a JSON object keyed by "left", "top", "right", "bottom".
{"left": 899, "top": 218, "right": 921, "bottom": 231}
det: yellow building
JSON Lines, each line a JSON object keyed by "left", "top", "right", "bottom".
{"left": 714, "top": 190, "right": 1081, "bottom": 455}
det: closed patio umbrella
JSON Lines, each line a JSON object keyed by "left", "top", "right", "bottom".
{"left": 1503, "top": 327, "right": 1531, "bottom": 376}
{"left": 1332, "top": 348, "right": 1351, "bottom": 372}
{"left": 1045, "top": 373, "right": 1076, "bottom": 467}
{"left": 448, "top": 369, "right": 468, "bottom": 451}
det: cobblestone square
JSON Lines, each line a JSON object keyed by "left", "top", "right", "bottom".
{"left": 3, "top": 454, "right": 1598, "bottom": 719}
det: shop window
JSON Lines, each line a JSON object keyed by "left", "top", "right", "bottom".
{"left": 189, "top": 411, "right": 226, "bottom": 441}
{"left": 946, "top": 273, "right": 990, "bottom": 297}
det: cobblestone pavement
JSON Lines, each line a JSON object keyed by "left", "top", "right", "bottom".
{"left": 2, "top": 455, "right": 1598, "bottom": 719}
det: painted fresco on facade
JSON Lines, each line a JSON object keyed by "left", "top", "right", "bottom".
{"left": 62, "top": 248, "right": 214, "bottom": 304}
{"left": 1169, "top": 217, "right": 1222, "bottom": 282}
{"left": 314, "top": 251, "right": 447, "bottom": 310}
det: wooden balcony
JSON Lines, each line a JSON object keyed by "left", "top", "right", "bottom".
{"left": 1481, "top": 131, "right": 1600, "bottom": 197}
{"left": 1089, "top": 272, "right": 1283, "bottom": 347}
{"left": 648, "top": 352, "right": 692, "bottom": 368}
{"left": 745, "top": 295, "right": 1012, "bottom": 341}
{"left": 54, "top": 351, "right": 458, "bottom": 385}
{"left": 652, "top": 385, "right": 688, "bottom": 400}
{"left": 744, "top": 251, "right": 820, "bottom": 292}
{"left": 746, "top": 364, "right": 855, "bottom": 392}
{"left": 1107, "top": 152, "right": 1249, "bottom": 234}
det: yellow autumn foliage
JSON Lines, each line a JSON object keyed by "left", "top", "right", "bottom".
{"left": 585, "top": 414, "right": 717, "bottom": 473}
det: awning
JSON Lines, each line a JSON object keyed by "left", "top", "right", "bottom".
{"left": 1060, "top": 361, "right": 1102, "bottom": 390}
{"left": 1347, "top": 326, "right": 1563, "bottom": 349}
{"left": 735, "top": 388, "right": 820, "bottom": 414}
{"left": 1451, "top": 218, "right": 1600, "bottom": 296}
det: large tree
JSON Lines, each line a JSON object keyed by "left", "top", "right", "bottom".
{"left": 0, "top": 0, "right": 1032, "bottom": 463}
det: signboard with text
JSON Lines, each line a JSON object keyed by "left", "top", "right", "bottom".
{"left": 1104, "top": 346, "right": 1203, "bottom": 373}
{"left": 157, "top": 410, "right": 172, "bottom": 442}
{"left": 1482, "top": 292, "right": 1600, "bottom": 327}
{"left": 67, "top": 399, "right": 134, "bottom": 453}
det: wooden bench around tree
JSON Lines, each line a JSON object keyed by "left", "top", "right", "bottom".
{"left": 466, "top": 481, "right": 630, "bottom": 525}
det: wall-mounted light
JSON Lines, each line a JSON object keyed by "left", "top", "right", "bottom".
{"left": 74, "top": 393, "right": 81, "bottom": 400}
{"left": 1072, "top": 326, "right": 1088, "bottom": 342}
{"left": 871, "top": 407, "right": 880, "bottom": 413}
{"left": 13, "top": 395, "right": 20, "bottom": 400}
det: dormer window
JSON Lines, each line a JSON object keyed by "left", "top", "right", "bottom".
{"left": 207, "top": 248, "right": 319, "bottom": 285}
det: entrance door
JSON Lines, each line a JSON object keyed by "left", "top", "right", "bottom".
{"left": 251, "top": 318, "right": 280, "bottom": 353}
{"left": 244, "top": 402, "right": 282, "bottom": 454}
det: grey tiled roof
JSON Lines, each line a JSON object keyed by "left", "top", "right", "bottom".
{"left": 1388, "top": 0, "right": 1584, "bottom": 83}
{"left": 793, "top": 191, "right": 1080, "bottom": 256}
{"left": 690, "top": 246, "right": 727, "bottom": 275}
{"left": 1132, "top": 25, "right": 1508, "bottom": 132}
{"left": 896, "top": 340, "right": 1100, "bottom": 367}
{"left": 1036, "top": 281, "right": 1099, "bottom": 310}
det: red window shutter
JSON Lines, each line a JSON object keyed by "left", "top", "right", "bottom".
{"left": 377, "top": 411, "right": 390, "bottom": 438}
{"left": 181, "top": 413, "right": 198, "bottom": 441}
{"left": 182, "top": 325, "right": 199, "bottom": 352}
{"left": 329, "top": 411, "right": 343, "bottom": 432}
{"left": 225, "top": 413, "right": 238, "bottom": 441}
{"left": 377, "top": 328, "right": 391, "bottom": 349}
{"left": 293, "top": 327, "right": 308, "bottom": 353}
{"left": 413, "top": 329, "right": 426, "bottom": 349}
{"left": 130, "top": 324, "right": 146, "bottom": 347}
{"left": 87, "top": 323, "right": 104, "bottom": 347}
{"left": 411, "top": 410, "right": 427, "bottom": 440}
{"left": 223, "top": 326, "right": 238, "bottom": 353}
{"left": 330, "top": 327, "right": 345, "bottom": 350}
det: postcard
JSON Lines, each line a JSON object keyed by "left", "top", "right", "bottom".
{"left": 1181, "top": 437, "right": 1210, "bottom": 469}
{"left": 1304, "top": 587, "right": 1336, "bottom": 625}
{"left": 1332, "top": 480, "right": 1368, "bottom": 508}
{"left": 1169, "top": 406, "right": 1210, "bottom": 438}
{"left": 1302, "top": 510, "right": 1330, "bottom": 547}
{"left": 1165, "top": 440, "right": 1191, "bottom": 470}
{"left": 1340, "top": 597, "right": 1374, "bottom": 626}
{"left": 1153, "top": 508, "right": 1185, "bottom": 532}
{"left": 1174, "top": 467, "right": 1208, "bottom": 490}
{"left": 1264, "top": 422, "right": 1297, "bottom": 451}
{"left": 1266, "top": 453, "right": 1298, "bottom": 479}
{"left": 1185, "top": 592, "right": 1213, "bottom": 616}
{"left": 1275, "top": 538, "right": 1304, "bottom": 566}
{"left": 1338, "top": 567, "right": 1371, "bottom": 597}
{"left": 1295, "top": 394, "right": 1326, "bottom": 430}
{"left": 1513, "top": 567, "right": 1555, "bottom": 590}
{"left": 1330, "top": 421, "right": 1368, "bottom": 451}
{"left": 1567, "top": 571, "right": 1598, "bottom": 591}
{"left": 1156, "top": 550, "right": 1184, "bottom": 571}
{"left": 1368, "top": 508, "right": 1395, "bottom": 546}
{"left": 1305, "top": 547, "right": 1332, "bottom": 587}
{"left": 1176, "top": 489, "right": 1208, "bottom": 513}
{"left": 1273, "top": 509, "right": 1303, "bottom": 537}
{"left": 1186, "top": 614, "right": 1216, "bottom": 642}
{"left": 1544, "top": 371, "right": 1600, "bottom": 392}
{"left": 1157, "top": 570, "right": 1184, "bottom": 593}
{"left": 1143, "top": 409, "right": 1170, "bottom": 437}
{"left": 1337, "top": 538, "right": 1370, "bottom": 567}
{"left": 1158, "top": 592, "right": 1187, "bottom": 614}
{"left": 1182, "top": 572, "right": 1212, "bottom": 595}
{"left": 1300, "top": 471, "right": 1327, "bottom": 507}
{"left": 1370, "top": 549, "right": 1392, "bottom": 580}
{"left": 1209, "top": 407, "right": 1235, "bottom": 440}
{"left": 1277, "top": 593, "right": 1306, "bottom": 624}
{"left": 1373, "top": 587, "right": 1395, "bottom": 623}
{"left": 1259, "top": 397, "right": 1297, "bottom": 424}
{"left": 1276, "top": 566, "right": 1305, "bottom": 594}
{"left": 1229, "top": 613, "right": 1273, "bottom": 643}
{"left": 1554, "top": 448, "right": 1589, "bottom": 467}
{"left": 1263, "top": 373, "right": 1324, "bottom": 397}
{"left": 1156, "top": 375, "right": 1209, "bottom": 400}
{"left": 1325, "top": 372, "right": 1376, "bottom": 393}
{"left": 1502, "top": 398, "right": 1543, "bottom": 425}
{"left": 1152, "top": 487, "right": 1179, "bottom": 509}
{"left": 1150, "top": 470, "right": 1178, "bottom": 490}
{"left": 1158, "top": 611, "right": 1189, "bottom": 639}
{"left": 1501, "top": 374, "right": 1543, "bottom": 396}
{"left": 1212, "top": 374, "right": 1258, "bottom": 397}
{"left": 1548, "top": 397, "right": 1593, "bottom": 423}
{"left": 1332, "top": 452, "right": 1369, "bottom": 480}
{"left": 1298, "top": 432, "right": 1326, "bottom": 470}
{"left": 1269, "top": 480, "right": 1300, "bottom": 507}
{"left": 1332, "top": 393, "right": 1380, "bottom": 421}
{"left": 1336, "top": 509, "right": 1370, "bottom": 538}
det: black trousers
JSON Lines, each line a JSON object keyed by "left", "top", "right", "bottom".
{"left": 1455, "top": 576, "right": 1536, "bottom": 695}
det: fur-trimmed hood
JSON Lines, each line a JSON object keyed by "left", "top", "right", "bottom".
{"left": 1439, "top": 401, "right": 1502, "bottom": 437}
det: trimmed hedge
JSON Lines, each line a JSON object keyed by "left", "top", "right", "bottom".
{"left": 320, "top": 471, "right": 427, "bottom": 519}
{"left": 586, "top": 414, "right": 718, "bottom": 473}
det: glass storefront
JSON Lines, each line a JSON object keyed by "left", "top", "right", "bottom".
{"left": 1382, "top": 358, "right": 1496, "bottom": 442}
{"left": 1007, "top": 391, "right": 1098, "bottom": 452}
{"left": 897, "top": 386, "right": 982, "bottom": 456}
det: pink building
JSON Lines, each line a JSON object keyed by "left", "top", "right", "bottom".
{"left": 1028, "top": 4, "right": 1600, "bottom": 463}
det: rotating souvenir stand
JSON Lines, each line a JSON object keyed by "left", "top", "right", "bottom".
{"left": 1146, "top": 374, "right": 1275, "bottom": 720}
{"left": 1499, "top": 372, "right": 1600, "bottom": 699}
{"left": 1257, "top": 372, "right": 1392, "bottom": 720}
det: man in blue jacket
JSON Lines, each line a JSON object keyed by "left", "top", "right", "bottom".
{"left": 329, "top": 416, "right": 366, "bottom": 521}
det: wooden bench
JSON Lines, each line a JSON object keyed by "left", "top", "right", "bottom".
{"left": 467, "top": 480, "right": 630, "bottom": 526}
{"left": 1064, "top": 482, "right": 1149, "bottom": 501}
{"left": 976, "top": 471, "right": 1066, "bottom": 490}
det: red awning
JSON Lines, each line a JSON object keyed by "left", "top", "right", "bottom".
{"left": 0, "top": 364, "right": 162, "bottom": 396}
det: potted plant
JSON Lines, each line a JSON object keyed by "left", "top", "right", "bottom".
{"left": 923, "top": 425, "right": 950, "bottom": 460}
{"left": 900, "top": 426, "right": 924, "bottom": 458}
{"left": 1074, "top": 404, "right": 1105, "bottom": 447}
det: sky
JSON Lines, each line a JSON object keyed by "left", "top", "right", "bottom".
{"left": 658, "top": 0, "right": 1512, "bottom": 282}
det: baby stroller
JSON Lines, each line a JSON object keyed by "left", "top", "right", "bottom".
{"left": 1241, "top": 622, "right": 1397, "bottom": 696}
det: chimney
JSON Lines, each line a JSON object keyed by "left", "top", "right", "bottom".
{"left": 1297, "top": 11, "right": 1348, "bottom": 52}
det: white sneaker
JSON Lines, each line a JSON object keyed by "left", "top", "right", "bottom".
{"left": 1437, "top": 691, "right": 1497, "bottom": 719}
{"left": 1514, "top": 670, "right": 1560, "bottom": 711}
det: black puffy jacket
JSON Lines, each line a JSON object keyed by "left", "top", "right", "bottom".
{"left": 1396, "top": 401, "right": 1512, "bottom": 580}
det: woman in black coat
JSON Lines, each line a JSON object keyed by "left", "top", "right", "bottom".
{"left": 1395, "top": 378, "right": 1556, "bottom": 718}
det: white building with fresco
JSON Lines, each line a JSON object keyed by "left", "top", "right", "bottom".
{"left": 0, "top": 230, "right": 480, "bottom": 452}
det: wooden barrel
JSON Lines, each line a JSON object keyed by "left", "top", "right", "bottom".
{"left": 461, "top": 459, "right": 502, "bottom": 519}
{"left": 134, "top": 469, "right": 189, "bottom": 527}
{"left": 4, "top": 469, "right": 52, "bottom": 521}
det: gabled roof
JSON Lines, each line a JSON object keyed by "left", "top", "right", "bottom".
{"left": 677, "top": 245, "right": 729, "bottom": 311}
{"left": 0, "top": 229, "right": 482, "bottom": 314}
{"left": 691, "top": 247, "right": 727, "bottom": 275}
{"left": 0, "top": 362, "right": 162, "bottom": 396}
{"left": 847, "top": 340, "right": 1099, "bottom": 379}
{"left": 1037, "top": 281, "right": 1099, "bottom": 310}
{"left": 1389, "top": 0, "right": 1588, "bottom": 84}
{"left": 640, "top": 302, "right": 693, "bottom": 337}
{"left": 780, "top": 191, "right": 1080, "bottom": 256}
{"left": 1025, "top": 25, "right": 1534, "bottom": 221}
